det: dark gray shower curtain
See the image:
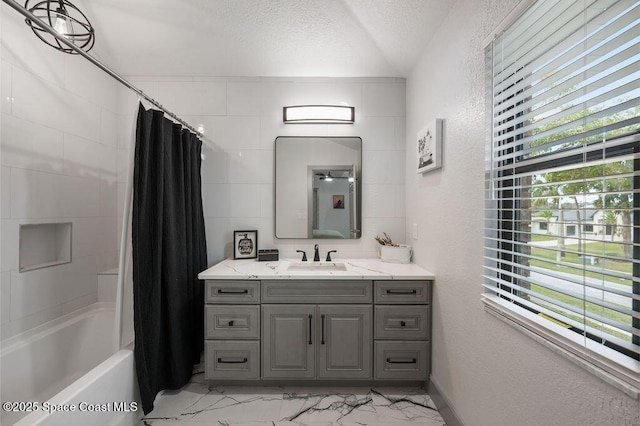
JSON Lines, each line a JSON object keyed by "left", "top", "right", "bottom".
{"left": 132, "top": 103, "right": 207, "bottom": 414}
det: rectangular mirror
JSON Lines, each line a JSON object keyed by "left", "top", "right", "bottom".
{"left": 275, "top": 136, "right": 362, "bottom": 239}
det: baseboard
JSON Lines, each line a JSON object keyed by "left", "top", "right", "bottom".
{"left": 428, "top": 376, "right": 463, "bottom": 426}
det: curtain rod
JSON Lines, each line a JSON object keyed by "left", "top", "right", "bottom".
{"left": 2, "top": 0, "right": 204, "bottom": 138}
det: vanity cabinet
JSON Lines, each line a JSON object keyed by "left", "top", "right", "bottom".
{"left": 200, "top": 264, "right": 433, "bottom": 384}
{"left": 204, "top": 280, "right": 261, "bottom": 380}
{"left": 262, "top": 304, "right": 372, "bottom": 379}
{"left": 261, "top": 280, "right": 372, "bottom": 380}
{"left": 373, "top": 280, "right": 431, "bottom": 380}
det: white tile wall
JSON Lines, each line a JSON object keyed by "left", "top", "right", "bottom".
{"left": 362, "top": 82, "right": 406, "bottom": 117}
{"left": 363, "top": 150, "right": 405, "bottom": 185}
{"left": 1, "top": 167, "right": 10, "bottom": 218}
{"left": 1, "top": 114, "right": 65, "bottom": 173}
{"left": 1, "top": 52, "right": 408, "bottom": 340}
{"left": 229, "top": 184, "right": 262, "bottom": 218}
{"left": 64, "top": 55, "right": 118, "bottom": 112}
{"left": 97, "top": 273, "right": 118, "bottom": 303}
{"left": 226, "top": 150, "right": 273, "bottom": 184}
{"left": 101, "top": 109, "right": 118, "bottom": 149}
{"left": 11, "top": 68, "right": 102, "bottom": 142}
{"left": 0, "top": 9, "right": 65, "bottom": 89}
{"left": 227, "top": 82, "right": 263, "bottom": 116}
{"left": 1, "top": 61, "right": 13, "bottom": 115}
{"left": 1, "top": 219, "right": 19, "bottom": 272}
{"left": 202, "top": 184, "right": 230, "bottom": 218}
{"left": 207, "top": 116, "right": 261, "bottom": 150}
{"left": 1, "top": 271, "right": 11, "bottom": 325}
{"left": 126, "top": 77, "right": 406, "bottom": 265}
{"left": 1, "top": 9, "right": 119, "bottom": 339}
{"left": 157, "top": 81, "right": 227, "bottom": 116}
{"left": 63, "top": 133, "right": 116, "bottom": 180}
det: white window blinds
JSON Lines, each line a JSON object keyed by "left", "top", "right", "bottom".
{"left": 483, "top": 0, "right": 639, "bottom": 391}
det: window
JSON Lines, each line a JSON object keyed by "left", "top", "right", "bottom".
{"left": 484, "top": 0, "right": 639, "bottom": 396}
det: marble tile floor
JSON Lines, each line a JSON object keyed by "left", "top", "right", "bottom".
{"left": 138, "top": 371, "right": 445, "bottom": 426}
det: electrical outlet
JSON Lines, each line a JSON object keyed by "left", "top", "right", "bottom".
{"left": 412, "top": 223, "right": 418, "bottom": 240}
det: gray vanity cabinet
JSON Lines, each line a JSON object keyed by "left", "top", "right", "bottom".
{"left": 373, "top": 280, "right": 431, "bottom": 380}
{"left": 316, "top": 305, "right": 372, "bottom": 379}
{"left": 261, "top": 304, "right": 316, "bottom": 378}
{"left": 203, "top": 276, "right": 431, "bottom": 383}
{"left": 204, "top": 280, "right": 261, "bottom": 380}
{"left": 262, "top": 304, "right": 372, "bottom": 379}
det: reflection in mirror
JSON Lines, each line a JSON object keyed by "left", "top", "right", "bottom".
{"left": 275, "top": 137, "right": 362, "bottom": 239}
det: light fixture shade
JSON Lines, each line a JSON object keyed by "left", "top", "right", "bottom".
{"left": 283, "top": 105, "right": 355, "bottom": 124}
{"left": 24, "top": 0, "right": 95, "bottom": 54}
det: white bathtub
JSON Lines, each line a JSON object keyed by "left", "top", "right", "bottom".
{"left": 1, "top": 303, "right": 142, "bottom": 425}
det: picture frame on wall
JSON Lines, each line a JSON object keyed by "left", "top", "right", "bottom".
{"left": 233, "top": 230, "right": 258, "bottom": 259}
{"left": 333, "top": 195, "right": 344, "bottom": 209}
{"left": 417, "top": 118, "right": 444, "bottom": 174}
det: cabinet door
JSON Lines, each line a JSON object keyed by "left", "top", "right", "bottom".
{"left": 317, "top": 305, "right": 372, "bottom": 379}
{"left": 262, "top": 304, "right": 315, "bottom": 378}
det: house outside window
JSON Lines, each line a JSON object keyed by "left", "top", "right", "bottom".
{"left": 483, "top": 0, "right": 639, "bottom": 396}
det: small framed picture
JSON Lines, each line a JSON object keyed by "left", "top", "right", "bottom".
{"left": 333, "top": 195, "right": 344, "bottom": 209}
{"left": 233, "top": 230, "right": 258, "bottom": 259}
{"left": 417, "top": 118, "right": 444, "bottom": 174}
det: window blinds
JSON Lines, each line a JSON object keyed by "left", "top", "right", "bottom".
{"left": 484, "top": 0, "right": 639, "bottom": 374}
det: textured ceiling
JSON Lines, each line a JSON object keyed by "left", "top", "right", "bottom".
{"left": 79, "top": 0, "right": 454, "bottom": 78}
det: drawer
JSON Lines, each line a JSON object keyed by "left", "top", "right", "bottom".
{"left": 205, "top": 280, "right": 260, "bottom": 304}
{"left": 205, "top": 305, "right": 260, "bottom": 339}
{"left": 262, "top": 280, "right": 372, "bottom": 303}
{"left": 205, "top": 340, "right": 260, "bottom": 380}
{"left": 374, "top": 281, "right": 431, "bottom": 304}
{"left": 374, "top": 341, "right": 429, "bottom": 380}
{"left": 375, "top": 306, "right": 430, "bottom": 340}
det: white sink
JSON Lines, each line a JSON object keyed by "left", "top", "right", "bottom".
{"left": 287, "top": 262, "right": 347, "bottom": 272}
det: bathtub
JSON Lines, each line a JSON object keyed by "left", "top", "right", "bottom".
{"left": 1, "top": 302, "right": 142, "bottom": 425}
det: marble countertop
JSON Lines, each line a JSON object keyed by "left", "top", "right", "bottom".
{"left": 198, "top": 258, "right": 435, "bottom": 281}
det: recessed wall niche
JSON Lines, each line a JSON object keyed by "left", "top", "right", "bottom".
{"left": 19, "top": 223, "right": 72, "bottom": 272}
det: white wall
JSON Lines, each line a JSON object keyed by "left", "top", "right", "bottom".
{"left": 119, "top": 77, "right": 406, "bottom": 265}
{"left": 405, "top": 0, "right": 640, "bottom": 424}
{"left": 0, "top": 5, "right": 119, "bottom": 339}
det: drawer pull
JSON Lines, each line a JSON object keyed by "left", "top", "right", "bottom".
{"left": 228, "top": 320, "right": 235, "bottom": 327}
{"left": 321, "top": 314, "right": 326, "bottom": 345}
{"left": 217, "top": 357, "right": 248, "bottom": 364}
{"left": 308, "top": 314, "right": 313, "bottom": 345}
{"left": 400, "top": 321, "right": 406, "bottom": 327}
{"left": 386, "top": 289, "right": 417, "bottom": 295}
{"left": 217, "top": 289, "right": 249, "bottom": 294}
{"left": 386, "top": 357, "right": 417, "bottom": 364}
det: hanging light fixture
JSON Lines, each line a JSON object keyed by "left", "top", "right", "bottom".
{"left": 24, "top": 0, "right": 95, "bottom": 54}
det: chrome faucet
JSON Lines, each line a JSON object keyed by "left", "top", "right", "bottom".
{"left": 313, "top": 244, "right": 320, "bottom": 261}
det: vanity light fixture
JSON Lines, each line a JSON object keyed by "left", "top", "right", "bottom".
{"left": 24, "top": 0, "right": 95, "bottom": 54}
{"left": 283, "top": 105, "right": 355, "bottom": 124}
